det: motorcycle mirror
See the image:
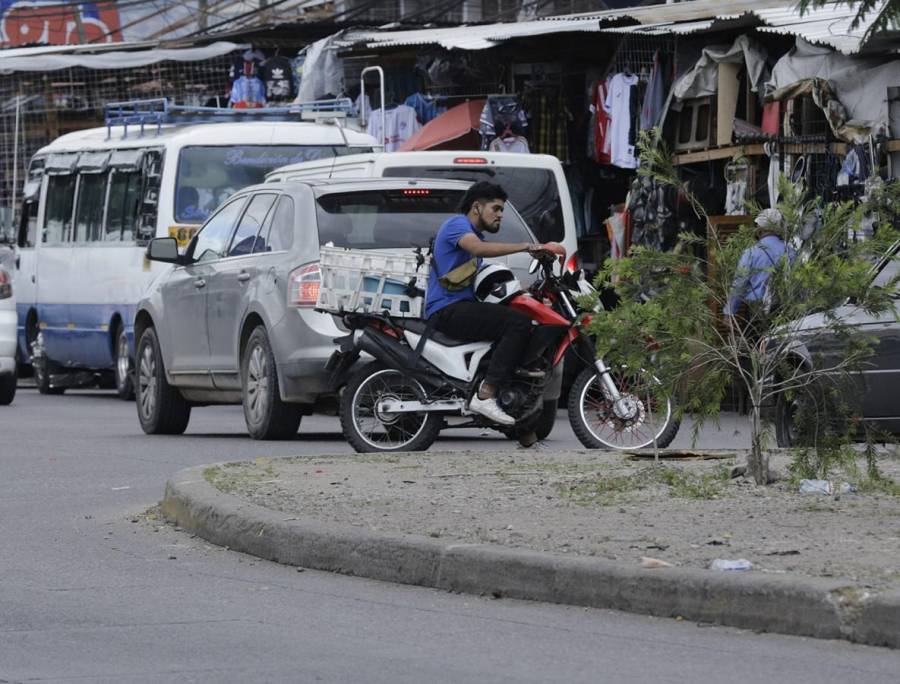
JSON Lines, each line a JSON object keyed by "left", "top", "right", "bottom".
{"left": 528, "top": 258, "right": 540, "bottom": 275}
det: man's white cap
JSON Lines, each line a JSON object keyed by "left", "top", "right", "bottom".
{"left": 755, "top": 208, "right": 784, "bottom": 230}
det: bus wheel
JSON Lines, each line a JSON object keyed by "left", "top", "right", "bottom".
{"left": 31, "top": 331, "right": 65, "bottom": 396}
{"left": 113, "top": 323, "right": 135, "bottom": 400}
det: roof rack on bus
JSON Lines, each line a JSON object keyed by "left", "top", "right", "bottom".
{"left": 104, "top": 97, "right": 354, "bottom": 139}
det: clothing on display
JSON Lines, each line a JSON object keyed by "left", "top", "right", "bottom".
{"left": 724, "top": 160, "right": 749, "bottom": 215}
{"left": 603, "top": 72, "right": 639, "bottom": 169}
{"left": 488, "top": 135, "right": 530, "bottom": 153}
{"left": 230, "top": 75, "right": 266, "bottom": 108}
{"left": 405, "top": 92, "right": 446, "bottom": 124}
{"left": 836, "top": 145, "right": 871, "bottom": 186}
{"left": 590, "top": 79, "right": 612, "bottom": 164}
{"left": 480, "top": 96, "right": 529, "bottom": 149}
{"left": 523, "top": 91, "right": 568, "bottom": 161}
{"left": 627, "top": 172, "right": 677, "bottom": 251}
{"left": 355, "top": 92, "right": 371, "bottom": 120}
{"left": 260, "top": 56, "right": 295, "bottom": 102}
{"left": 640, "top": 51, "right": 667, "bottom": 132}
{"left": 366, "top": 104, "right": 422, "bottom": 152}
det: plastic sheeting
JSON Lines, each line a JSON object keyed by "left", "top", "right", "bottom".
{"left": 295, "top": 34, "right": 344, "bottom": 103}
{"left": 672, "top": 35, "right": 769, "bottom": 101}
{"left": 0, "top": 41, "right": 242, "bottom": 73}
{"left": 766, "top": 38, "right": 900, "bottom": 142}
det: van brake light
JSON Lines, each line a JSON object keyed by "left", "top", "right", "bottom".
{"left": 453, "top": 157, "right": 487, "bottom": 165}
{"left": 566, "top": 253, "right": 581, "bottom": 274}
{"left": 288, "top": 263, "right": 320, "bottom": 308}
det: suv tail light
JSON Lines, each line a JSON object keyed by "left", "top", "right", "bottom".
{"left": 0, "top": 269, "right": 11, "bottom": 300}
{"left": 287, "top": 262, "right": 320, "bottom": 308}
{"left": 566, "top": 253, "right": 581, "bottom": 274}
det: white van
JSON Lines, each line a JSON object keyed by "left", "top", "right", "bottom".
{"left": 265, "top": 151, "right": 579, "bottom": 267}
{"left": 15, "top": 109, "right": 375, "bottom": 396}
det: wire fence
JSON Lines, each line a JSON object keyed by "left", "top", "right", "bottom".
{"left": 0, "top": 53, "right": 236, "bottom": 238}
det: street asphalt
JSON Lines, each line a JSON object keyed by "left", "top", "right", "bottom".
{"left": 2, "top": 387, "right": 899, "bottom": 682}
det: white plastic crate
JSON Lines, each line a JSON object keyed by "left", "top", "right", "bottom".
{"left": 316, "top": 246, "right": 430, "bottom": 317}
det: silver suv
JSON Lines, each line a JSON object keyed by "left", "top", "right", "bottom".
{"left": 135, "top": 178, "right": 536, "bottom": 439}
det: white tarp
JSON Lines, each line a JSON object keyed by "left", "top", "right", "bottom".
{"left": 766, "top": 38, "right": 900, "bottom": 141}
{"left": 0, "top": 41, "right": 242, "bottom": 73}
{"left": 672, "top": 35, "right": 770, "bottom": 101}
{"left": 295, "top": 34, "right": 344, "bottom": 102}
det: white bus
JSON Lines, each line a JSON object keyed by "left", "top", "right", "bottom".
{"left": 15, "top": 107, "right": 375, "bottom": 396}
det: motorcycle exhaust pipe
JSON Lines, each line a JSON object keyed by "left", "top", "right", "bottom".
{"left": 355, "top": 328, "right": 446, "bottom": 390}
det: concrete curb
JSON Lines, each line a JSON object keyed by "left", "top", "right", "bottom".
{"left": 162, "top": 463, "right": 899, "bottom": 649}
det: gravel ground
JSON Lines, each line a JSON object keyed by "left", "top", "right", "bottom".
{"left": 204, "top": 447, "right": 900, "bottom": 590}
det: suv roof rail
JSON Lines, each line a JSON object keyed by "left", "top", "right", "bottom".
{"left": 104, "top": 97, "right": 354, "bottom": 139}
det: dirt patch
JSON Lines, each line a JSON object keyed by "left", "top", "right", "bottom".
{"left": 204, "top": 449, "right": 900, "bottom": 590}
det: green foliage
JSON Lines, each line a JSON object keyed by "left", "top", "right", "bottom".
{"left": 583, "top": 128, "right": 900, "bottom": 484}
{"left": 797, "top": 0, "right": 900, "bottom": 43}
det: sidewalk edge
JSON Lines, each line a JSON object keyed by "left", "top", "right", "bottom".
{"left": 161, "top": 463, "right": 898, "bottom": 648}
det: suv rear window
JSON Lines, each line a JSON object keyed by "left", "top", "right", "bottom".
{"left": 315, "top": 188, "right": 532, "bottom": 249}
{"left": 382, "top": 166, "right": 563, "bottom": 243}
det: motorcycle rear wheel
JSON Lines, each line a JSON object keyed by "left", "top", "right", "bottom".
{"left": 568, "top": 367, "right": 680, "bottom": 450}
{"left": 341, "top": 361, "right": 442, "bottom": 453}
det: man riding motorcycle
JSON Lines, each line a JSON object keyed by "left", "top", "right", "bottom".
{"left": 426, "top": 181, "right": 550, "bottom": 426}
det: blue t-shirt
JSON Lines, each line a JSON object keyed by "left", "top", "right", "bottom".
{"left": 425, "top": 215, "right": 483, "bottom": 318}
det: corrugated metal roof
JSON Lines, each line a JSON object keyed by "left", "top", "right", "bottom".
{"left": 342, "top": 0, "right": 888, "bottom": 54}
{"left": 343, "top": 16, "right": 603, "bottom": 51}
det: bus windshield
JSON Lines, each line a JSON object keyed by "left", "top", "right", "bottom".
{"left": 175, "top": 145, "right": 358, "bottom": 223}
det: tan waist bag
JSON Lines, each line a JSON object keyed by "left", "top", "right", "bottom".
{"left": 437, "top": 258, "right": 478, "bottom": 292}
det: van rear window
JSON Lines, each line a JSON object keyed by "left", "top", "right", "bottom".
{"left": 315, "top": 188, "right": 532, "bottom": 249}
{"left": 383, "top": 166, "right": 563, "bottom": 243}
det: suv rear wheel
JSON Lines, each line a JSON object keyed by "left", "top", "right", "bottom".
{"left": 241, "top": 326, "right": 301, "bottom": 440}
{"left": 136, "top": 326, "right": 191, "bottom": 435}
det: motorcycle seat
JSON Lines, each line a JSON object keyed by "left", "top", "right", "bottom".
{"left": 395, "top": 318, "right": 470, "bottom": 347}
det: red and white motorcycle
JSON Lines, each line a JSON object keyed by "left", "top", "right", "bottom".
{"left": 329, "top": 247, "right": 680, "bottom": 453}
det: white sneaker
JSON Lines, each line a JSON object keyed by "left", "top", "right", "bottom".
{"left": 469, "top": 394, "right": 515, "bottom": 426}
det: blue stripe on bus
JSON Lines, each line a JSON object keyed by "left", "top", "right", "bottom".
{"left": 16, "top": 302, "right": 137, "bottom": 369}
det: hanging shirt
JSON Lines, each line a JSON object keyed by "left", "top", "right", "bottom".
{"left": 603, "top": 73, "right": 639, "bottom": 169}
{"left": 366, "top": 105, "right": 422, "bottom": 152}
{"left": 230, "top": 76, "right": 266, "bottom": 108}
{"left": 592, "top": 79, "right": 611, "bottom": 164}
{"left": 260, "top": 56, "right": 295, "bottom": 102}
{"left": 640, "top": 51, "right": 666, "bottom": 131}
{"left": 404, "top": 92, "right": 445, "bottom": 124}
{"left": 488, "top": 135, "right": 530, "bottom": 153}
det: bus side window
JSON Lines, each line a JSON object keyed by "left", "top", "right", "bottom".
{"left": 43, "top": 174, "right": 77, "bottom": 244}
{"left": 73, "top": 171, "right": 107, "bottom": 243}
{"left": 18, "top": 199, "right": 38, "bottom": 248}
{"left": 106, "top": 169, "right": 142, "bottom": 242}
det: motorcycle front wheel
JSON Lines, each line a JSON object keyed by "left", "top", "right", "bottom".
{"left": 340, "top": 361, "right": 442, "bottom": 453}
{"left": 568, "top": 367, "right": 680, "bottom": 450}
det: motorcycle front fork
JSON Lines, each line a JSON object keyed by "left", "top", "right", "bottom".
{"left": 594, "top": 357, "right": 622, "bottom": 402}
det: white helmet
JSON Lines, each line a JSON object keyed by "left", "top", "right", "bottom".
{"left": 474, "top": 263, "right": 522, "bottom": 305}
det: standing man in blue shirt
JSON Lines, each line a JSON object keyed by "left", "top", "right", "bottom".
{"left": 426, "top": 182, "right": 547, "bottom": 426}
{"left": 726, "top": 207, "right": 796, "bottom": 328}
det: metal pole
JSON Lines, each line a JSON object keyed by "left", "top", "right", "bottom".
{"left": 12, "top": 94, "right": 20, "bottom": 229}
{"left": 360, "top": 66, "right": 385, "bottom": 152}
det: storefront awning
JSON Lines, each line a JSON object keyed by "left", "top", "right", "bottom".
{"left": 341, "top": 0, "right": 887, "bottom": 55}
{"left": 399, "top": 100, "right": 486, "bottom": 151}
{"left": 0, "top": 41, "right": 245, "bottom": 73}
